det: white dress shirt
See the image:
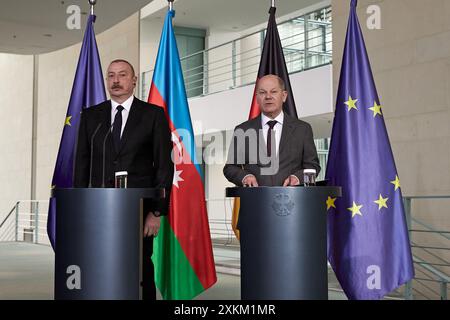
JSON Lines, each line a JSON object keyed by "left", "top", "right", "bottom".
{"left": 111, "top": 95, "right": 134, "bottom": 137}
{"left": 261, "top": 111, "right": 284, "bottom": 156}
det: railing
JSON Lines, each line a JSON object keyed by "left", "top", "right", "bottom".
{"left": 0, "top": 200, "right": 50, "bottom": 245}
{"left": 403, "top": 196, "right": 450, "bottom": 300}
{"left": 140, "top": 6, "right": 332, "bottom": 100}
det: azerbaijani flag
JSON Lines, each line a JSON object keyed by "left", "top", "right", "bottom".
{"left": 148, "top": 9, "right": 217, "bottom": 300}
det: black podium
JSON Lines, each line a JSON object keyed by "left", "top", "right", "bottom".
{"left": 53, "top": 188, "right": 164, "bottom": 300}
{"left": 226, "top": 186, "right": 341, "bottom": 300}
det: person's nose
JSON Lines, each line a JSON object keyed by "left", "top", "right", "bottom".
{"left": 112, "top": 75, "right": 120, "bottom": 83}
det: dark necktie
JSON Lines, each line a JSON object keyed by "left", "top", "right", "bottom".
{"left": 266, "top": 120, "right": 277, "bottom": 157}
{"left": 112, "top": 105, "right": 124, "bottom": 151}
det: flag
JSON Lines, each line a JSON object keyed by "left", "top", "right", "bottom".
{"left": 47, "top": 15, "right": 106, "bottom": 249}
{"left": 148, "top": 9, "right": 217, "bottom": 300}
{"left": 232, "top": 6, "right": 298, "bottom": 240}
{"left": 325, "top": 0, "right": 414, "bottom": 299}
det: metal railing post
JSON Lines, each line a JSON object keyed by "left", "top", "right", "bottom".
{"left": 404, "top": 281, "right": 413, "bottom": 300}
{"left": 34, "top": 202, "right": 39, "bottom": 244}
{"left": 15, "top": 202, "right": 19, "bottom": 242}
{"left": 404, "top": 197, "right": 412, "bottom": 234}
{"left": 403, "top": 197, "right": 413, "bottom": 299}
{"left": 304, "top": 14, "right": 309, "bottom": 69}
{"left": 232, "top": 40, "right": 237, "bottom": 88}
{"left": 440, "top": 282, "right": 448, "bottom": 300}
{"left": 141, "top": 73, "right": 145, "bottom": 101}
{"left": 203, "top": 50, "right": 209, "bottom": 95}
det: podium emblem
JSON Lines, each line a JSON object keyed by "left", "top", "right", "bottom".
{"left": 272, "top": 193, "right": 294, "bottom": 216}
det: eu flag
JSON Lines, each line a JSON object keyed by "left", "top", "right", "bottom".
{"left": 325, "top": 0, "right": 414, "bottom": 299}
{"left": 47, "top": 15, "right": 106, "bottom": 249}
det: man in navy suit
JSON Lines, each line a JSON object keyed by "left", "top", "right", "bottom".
{"left": 74, "top": 59, "right": 173, "bottom": 300}
{"left": 224, "top": 74, "right": 320, "bottom": 187}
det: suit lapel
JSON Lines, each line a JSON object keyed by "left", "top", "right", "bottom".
{"left": 99, "top": 101, "right": 118, "bottom": 157}
{"left": 278, "top": 114, "right": 296, "bottom": 160}
{"left": 117, "top": 97, "right": 141, "bottom": 156}
{"left": 102, "top": 101, "right": 112, "bottom": 128}
{"left": 250, "top": 115, "right": 268, "bottom": 164}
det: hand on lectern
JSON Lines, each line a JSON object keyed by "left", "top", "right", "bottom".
{"left": 242, "top": 175, "right": 259, "bottom": 187}
{"left": 144, "top": 212, "right": 161, "bottom": 237}
{"left": 283, "top": 175, "right": 300, "bottom": 187}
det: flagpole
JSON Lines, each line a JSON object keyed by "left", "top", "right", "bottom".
{"left": 168, "top": 0, "right": 174, "bottom": 11}
{"left": 89, "top": 0, "right": 97, "bottom": 15}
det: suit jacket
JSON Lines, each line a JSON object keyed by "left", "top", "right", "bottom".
{"left": 223, "top": 113, "right": 320, "bottom": 186}
{"left": 73, "top": 97, "right": 174, "bottom": 215}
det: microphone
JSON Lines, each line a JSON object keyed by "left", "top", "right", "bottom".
{"left": 88, "top": 123, "right": 103, "bottom": 188}
{"left": 102, "top": 122, "right": 115, "bottom": 188}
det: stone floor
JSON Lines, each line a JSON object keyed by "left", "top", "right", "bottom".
{"left": 0, "top": 242, "right": 347, "bottom": 300}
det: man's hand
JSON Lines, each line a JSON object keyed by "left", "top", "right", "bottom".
{"left": 144, "top": 212, "right": 161, "bottom": 237}
{"left": 283, "top": 175, "right": 300, "bottom": 187}
{"left": 243, "top": 175, "right": 259, "bottom": 187}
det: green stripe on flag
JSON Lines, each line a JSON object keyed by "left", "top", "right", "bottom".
{"left": 152, "top": 216, "right": 205, "bottom": 300}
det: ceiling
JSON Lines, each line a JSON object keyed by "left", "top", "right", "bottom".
{"left": 0, "top": 0, "right": 153, "bottom": 54}
{"left": 141, "top": 0, "right": 322, "bottom": 32}
{"left": 0, "top": 0, "right": 325, "bottom": 55}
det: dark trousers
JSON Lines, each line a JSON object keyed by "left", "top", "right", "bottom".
{"left": 142, "top": 236, "right": 156, "bottom": 300}
{"left": 142, "top": 212, "right": 156, "bottom": 300}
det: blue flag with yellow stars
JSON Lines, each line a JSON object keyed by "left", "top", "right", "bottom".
{"left": 47, "top": 15, "right": 106, "bottom": 249}
{"left": 325, "top": 0, "right": 414, "bottom": 299}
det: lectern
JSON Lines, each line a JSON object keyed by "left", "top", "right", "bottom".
{"left": 226, "top": 186, "right": 341, "bottom": 300}
{"left": 53, "top": 188, "right": 164, "bottom": 300}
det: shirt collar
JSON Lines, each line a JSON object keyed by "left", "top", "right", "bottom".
{"left": 111, "top": 95, "right": 134, "bottom": 112}
{"left": 261, "top": 111, "right": 284, "bottom": 127}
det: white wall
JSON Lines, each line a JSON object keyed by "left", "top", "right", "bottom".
{"left": 0, "top": 54, "right": 33, "bottom": 222}
{"left": 188, "top": 64, "right": 333, "bottom": 135}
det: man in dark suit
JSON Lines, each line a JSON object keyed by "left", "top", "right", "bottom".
{"left": 223, "top": 74, "right": 320, "bottom": 187}
{"left": 73, "top": 59, "right": 174, "bottom": 300}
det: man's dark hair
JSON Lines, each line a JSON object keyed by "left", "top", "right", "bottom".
{"left": 109, "top": 59, "right": 136, "bottom": 76}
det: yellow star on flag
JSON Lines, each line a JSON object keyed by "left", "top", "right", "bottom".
{"left": 374, "top": 194, "right": 389, "bottom": 210}
{"left": 345, "top": 96, "right": 358, "bottom": 111}
{"left": 326, "top": 197, "right": 337, "bottom": 210}
{"left": 348, "top": 201, "right": 363, "bottom": 218}
{"left": 65, "top": 116, "right": 73, "bottom": 126}
{"left": 369, "top": 101, "right": 383, "bottom": 117}
{"left": 390, "top": 175, "right": 401, "bottom": 191}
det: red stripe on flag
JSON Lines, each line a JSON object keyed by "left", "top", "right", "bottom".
{"left": 249, "top": 79, "right": 261, "bottom": 120}
{"left": 148, "top": 83, "right": 216, "bottom": 289}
